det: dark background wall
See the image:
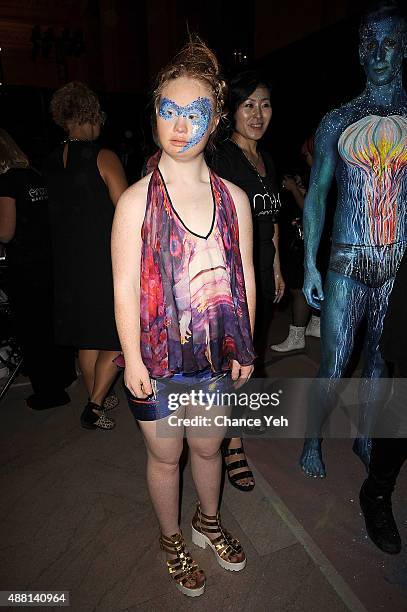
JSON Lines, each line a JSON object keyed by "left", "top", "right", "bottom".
{"left": 0, "top": 0, "right": 404, "bottom": 174}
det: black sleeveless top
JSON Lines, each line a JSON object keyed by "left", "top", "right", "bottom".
{"left": 44, "top": 140, "right": 120, "bottom": 350}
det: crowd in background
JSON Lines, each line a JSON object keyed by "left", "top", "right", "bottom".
{"left": 0, "top": 11, "right": 406, "bottom": 595}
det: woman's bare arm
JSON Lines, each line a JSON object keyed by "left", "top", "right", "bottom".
{"left": 0, "top": 197, "right": 16, "bottom": 243}
{"left": 223, "top": 180, "right": 256, "bottom": 381}
{"left": 111, "top": 176, "right": 152, "bottom": 397}
{"left": 224, "top": 181, "right": 256, "bottom": 335}
{"left": 272, "top": 223, "right": 285, "bottom": 302}
{"left": 98, "top": 149, "right": 128, "bottom": 206}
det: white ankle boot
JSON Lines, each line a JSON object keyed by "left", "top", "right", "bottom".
{"left": 305, "top": 315, "right": 321, "bottom": 338}
{"left": 271, "top": 325, "right": 306, "bottom": 352}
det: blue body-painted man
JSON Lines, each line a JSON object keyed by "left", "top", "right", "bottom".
{"left": 301, "top": 2, "right": 407, "bottom": 477}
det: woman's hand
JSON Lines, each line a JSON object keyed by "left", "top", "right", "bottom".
{"left": 294, "top": 174, "right": 306, "bottom": 196}
{"left": 282, "top": 175, "right": 299, "bottom": 193}
{"left": 231, "top": 360, "right": 254, "bottom": 389}
{"left": 124, "top": 360, "right": 153, "bottom": 398}
{"left": 274, "top": 269, "right": 285, "bottom": 303}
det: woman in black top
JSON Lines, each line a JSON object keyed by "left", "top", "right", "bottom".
{"left": 0, "top": 129, "right": 76, "bottom": 408}
{"left": 211, "top": 72, "right": 284, "bottom": 336}
{"left": 45, "top": 82, "right": 128, "bottom": 429}
{"left": 210, "top": 71, "right": 285, "bottom": 491}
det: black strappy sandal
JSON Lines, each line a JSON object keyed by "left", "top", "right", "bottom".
{"left": 222, "top": 441, "right": 255, "bottom": 492}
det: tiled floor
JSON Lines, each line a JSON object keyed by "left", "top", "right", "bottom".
{"left": 0, "top": 307, "right": 406, "bottom": 611}
{"left": 0, "top": 379, "right": 358, "bottom": 612}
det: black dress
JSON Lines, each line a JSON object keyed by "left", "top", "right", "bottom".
{"left": 45, "top": 141, "right": 120, "bottom": 350}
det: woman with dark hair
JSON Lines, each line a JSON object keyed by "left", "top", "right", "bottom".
{"left": 211, "top": 71, "right": 284, "bottom": 313}
{"left": 45, "top": 82, "right": 128, "bottom": 429}
{"left": 210, "top": 70, "right": 284, "bottom": 491}
{"left": 112, "top": 37, "right": 254, "bottom": 596}
{"left": 0, "top": 129, "right": 76, "bottom": 408}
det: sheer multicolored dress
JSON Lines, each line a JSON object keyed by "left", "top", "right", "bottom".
{"left": 125, "top": 167, "right": 256, "bottom": 421}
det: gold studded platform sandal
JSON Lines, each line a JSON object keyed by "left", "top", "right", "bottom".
{"left": 191, "top": 504, "right": 246, "bottom": 572}
{"left": 159, "top": 532, "right": 206, "bottom": 597}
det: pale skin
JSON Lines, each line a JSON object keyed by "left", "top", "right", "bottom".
{"left": 64, "top": 120, "right": 128, "bottom": 411}
{"left": 112, "top": 77, "right": 255, "bottom": 585}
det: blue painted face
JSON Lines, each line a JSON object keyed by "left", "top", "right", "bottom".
{"left": 158, "top": 96, "right": 213, "bottom": 152}
{"left": 359, "top": 16, "right": 405, "bottom": 86}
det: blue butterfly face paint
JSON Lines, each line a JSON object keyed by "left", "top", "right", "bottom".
{"left": 158, "top": 96, "right": 213, "bottom": 152}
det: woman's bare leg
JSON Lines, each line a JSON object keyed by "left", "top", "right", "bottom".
{"left": 187, "top": 435, "right": 223, "bottom": 516}
{"left": 187, "top": 408, "right": 245, "bottom": 563}
{"left": 138, "top": 417, "right": 205, "bottom": 589}
{"left": 90, "top": 350, "right": 120, "bottom": 406}
{"left": 225, "top": 437, "right": 255, "bottom": 487}
{"left": 138, "top": 419, "right": 183, "bottom": 535}
{"left": 78, "top": 349, "right": 98, "bottom": 397}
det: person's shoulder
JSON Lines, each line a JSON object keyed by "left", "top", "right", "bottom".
{"left": 97, "top": 148, "right": 123, "bottom": 170}
{"left": 319, "top": 108, "right": 344, "bottom": 130}
{"left": 215, "top": 138, "right": 235, "bottom": 152}
{"left": 217, "top": 176, "right": 245, "bottom": 199}
{"left": 259, "top": 146, "right": 276, "bottom": 169}
{"left": 116, "top": 173, "right": 151, "bottom": 212}
{"left": 217, "top": 176, "right": 250, "bottom": 213}
{"left": 0, "top": 168, "right": 14, "bottom": 190}
{"left": 0, "top": 167, "right": 33, "bottom": 185}
{"left": 318, "top": 102, "right": 357, "bottom": 136}
{"left": 313, "top": 106, "right": 352, "bottom": 151}
{"left": 0, "top": 168, "right": 15, "bottom": 180}
{"left": 0, "top": 168, "right": 29, "bottom": 199}
{"left": 214, "top": 138, "right": 239, "bottom": 157}
{"left": 210, "top": 139, "right": 238, "bottom": 166}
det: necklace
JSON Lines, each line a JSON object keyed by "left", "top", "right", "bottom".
{"left": 230, "top": 137, "right": 281, "bottom": 217}
{"left": 63, "top": 138, "right": 92, "bottom": 143}
{"left": 230, "top": 137, "right": 269, "bottom": 193}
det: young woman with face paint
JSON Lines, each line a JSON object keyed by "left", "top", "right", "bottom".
{"left": 112, "top": 39, "right": 256, "bottom": 597}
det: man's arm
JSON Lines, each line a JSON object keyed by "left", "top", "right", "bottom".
{"left": 303, "top": 111, "right": 341, "bottom": 308}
